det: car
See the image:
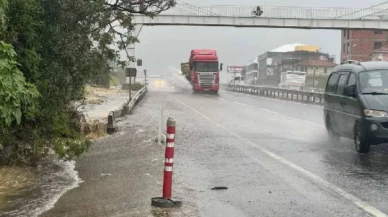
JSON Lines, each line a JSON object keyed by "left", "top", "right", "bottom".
{"left": 324, "top": 60, "right": 388, "bottom": 153}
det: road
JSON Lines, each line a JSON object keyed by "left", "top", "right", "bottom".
{"left": 41, "top": 77, "right": 388, "bottom": 217}
{"left": 153, "top": 77, "right": 388, "bottom": 217}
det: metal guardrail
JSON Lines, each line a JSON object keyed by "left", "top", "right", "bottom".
{"left": 107, "top": 86, "right": 148, "bottom": 133}
{"left": 223, "top": 84, "right": 324, "bottom": 105}
{"left": 164, "top": 3, "right": 387, "bottom": 20}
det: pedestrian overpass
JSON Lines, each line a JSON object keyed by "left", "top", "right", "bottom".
{"left": 133, "top": 1, "right": 388, "bottom": 30}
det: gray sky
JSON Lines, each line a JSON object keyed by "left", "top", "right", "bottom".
{"left": 135, "top": 0, "right": 384, "bottom": 79}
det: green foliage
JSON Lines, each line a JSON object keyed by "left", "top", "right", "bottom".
{"left": 0, "top": 0, "right": 175, "bottom": 165}
{"left": 0, "top": 41, "right": 39, "bottom": 126}
{"left": 109, "top": 75, "right": 120, "bottom": 87}
{"left": 0, "top": 0, "right": 7, "bottom": 31}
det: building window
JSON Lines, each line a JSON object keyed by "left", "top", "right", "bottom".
{"left": 344, "top": 30, "right": 347, "bottom": 37}
{"left": 374, "top": 42, "right": 383, "bottom": 49}
{"left": 347, "top": 43, "right": 350, "bottom": 53}
{"left": 347, "top": 30, "right": 350, "bottom": 39}
{"left": 343, "top": 44, "right": 346, "bottom": 52}
{"left": 324, "top": 67, "right": 328, "bottom": 74}
{"left": 375, "top": 30, "right": 383, "bottom": 34}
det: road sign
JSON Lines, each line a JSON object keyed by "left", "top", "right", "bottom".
{"left": 137, "top": 59, "right": 142, "bottom": 66}
{"left": 227, "top": 66, "right": 244, "bottom": 73}
{"left": 125, "top": 67, "right": 137, "bottom": 77}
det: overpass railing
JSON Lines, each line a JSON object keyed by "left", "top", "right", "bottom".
{"left": 222, "top": 84, "right": 325, "bottom": 105}
{"left": 167, "top": 3, "right": 386, "bottom": 20}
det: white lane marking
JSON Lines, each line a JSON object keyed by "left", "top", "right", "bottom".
{"left": 164, "top": 166, "right": 173, "bottom": 172}
{"left": 219, "top": 97, "right": 226, "bottom": 101}
{"left": 225, "top": 91, "right": 322, "bottom": 108}
{"left": 234, "top": 101, "right": 247, "bottom": 106}
{"left": 166, "top": 142, "right": 174, "bottom": 147}
{"left": 173, "top": 97, "right": 387, "bottom": 217}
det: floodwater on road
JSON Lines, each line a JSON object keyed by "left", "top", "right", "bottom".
{"left": 0, "top": 89, "right": 126, "bottom": 217}
{"left": 3, "top": 73, "right": 388, "bottom": 217}
{"left": 148, "top": 74, "right": 388, "bottom": 217}
{"left": 0, "top": 159, "right": 80, "bottom": 217}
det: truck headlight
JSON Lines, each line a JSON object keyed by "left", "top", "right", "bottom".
{"left": 364, "top": 109, "right": 388, "bottom": 117}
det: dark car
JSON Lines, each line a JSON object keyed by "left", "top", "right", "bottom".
{"left": 324, "top": 60, "right": 388, "bottom": 153}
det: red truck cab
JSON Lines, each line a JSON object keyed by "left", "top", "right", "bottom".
{"left": 189, "top": 49, "right": 223, "bottom": 94}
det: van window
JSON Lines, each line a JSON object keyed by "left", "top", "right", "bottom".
{"left": 337, "top": 74, "right": 349, "bottom": 94}
{"left": 348, "top": 73, "right": 356, "bottom": 86}
{"left": 326, "top": 73, "right": 340, "bottom": 93}
{"left": 359, "top": 70, "right": 388, "bottom": 93}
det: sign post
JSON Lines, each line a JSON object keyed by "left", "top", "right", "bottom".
{"left": 125, "top": 67, "right": 137, "bottom": 100}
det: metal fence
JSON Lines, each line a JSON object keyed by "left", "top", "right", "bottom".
{"left": 107, "top": 86, "right": 148, "bottom": 133}
{"left": 162, "top": 3, "right": 388, "bottom": 20}
{"left": 222, "top": 84, "right": 324, "bottom": 105}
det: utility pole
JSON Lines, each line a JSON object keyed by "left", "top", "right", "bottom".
{"left": 125, "top": 67, "right": 137, "bottom": 101}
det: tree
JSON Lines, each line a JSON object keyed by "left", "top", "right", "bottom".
{"left": 0, "top": 0, "right": 175, "bottom": 164}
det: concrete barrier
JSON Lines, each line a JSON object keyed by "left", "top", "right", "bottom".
{"left": 222, "top": 84, "right": 324, "bottom": 105}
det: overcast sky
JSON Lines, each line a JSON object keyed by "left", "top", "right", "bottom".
{"left": 134, "top": 0, "right": 384, "bottom": 79}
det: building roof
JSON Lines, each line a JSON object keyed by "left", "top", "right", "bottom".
{"left": 270, "top": 43, "right": 305, "bottom": 52}
{"left": 295, "top": 59, "right": 337, "bottom": 67}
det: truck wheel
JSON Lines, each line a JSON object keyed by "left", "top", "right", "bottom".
{"left": 354, "top": 122, "right": 370, "bottom": 154}
{"left": 326, "top": 116, "right": 340, "bottom": 144}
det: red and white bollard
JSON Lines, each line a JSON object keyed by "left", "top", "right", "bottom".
{"left": 151, "top": 117, "right": 182, "bottom": 208}
{"left": 163, "top": 118, "right": 175, "bottom": 198}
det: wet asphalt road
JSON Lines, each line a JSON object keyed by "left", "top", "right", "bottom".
{"left": 150, "top": 77, "right": 388, "bottom": 217}
{"left": 42, "top": 77, "right": 388, "bottom": 217}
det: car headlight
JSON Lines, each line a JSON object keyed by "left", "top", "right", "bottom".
{"left": 364, "top": 109, "right": 388, "bottom": 117}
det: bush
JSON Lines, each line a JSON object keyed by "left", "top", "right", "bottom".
{"left": 0, "top": 41, "right": 41, "bottom": 165}
{"left": 0, "top": 0, "right": 174, "bottom": 165}
{"left": 122, "top": 82, "right": 145, "bottom": 91}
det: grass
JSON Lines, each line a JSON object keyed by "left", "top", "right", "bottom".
{"left": 109, "top": 75, "right": 121, "bottom": 87}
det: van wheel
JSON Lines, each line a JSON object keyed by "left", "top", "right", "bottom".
{"left": 326, "top": 116, "right": 340, "bottom": 144}
{"left": 354, "top": 122, "right": 370, "bottom": 154}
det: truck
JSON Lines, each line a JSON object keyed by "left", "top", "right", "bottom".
{"left": 181, "top": 49, "right": 223, "bottom": 94}
{"left": 279, "top": 70, "right": 306, "bottom": 90}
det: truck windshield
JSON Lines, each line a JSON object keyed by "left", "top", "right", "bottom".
{"left": 359, "top": 70, "right": 388, "bottom": 94}
{"left": 194, "top": 62, "right": 219, "bottom": 72}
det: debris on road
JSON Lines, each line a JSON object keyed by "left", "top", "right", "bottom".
{"left": 211, "top": 186, "right": 228, "bottom": 190}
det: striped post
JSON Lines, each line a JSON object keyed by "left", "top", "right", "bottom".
{"left": 151, "top": 117, "right": 181, "bottom": 208}
{"left": 163, "top": 117, "right": 175, "bottom": 199}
